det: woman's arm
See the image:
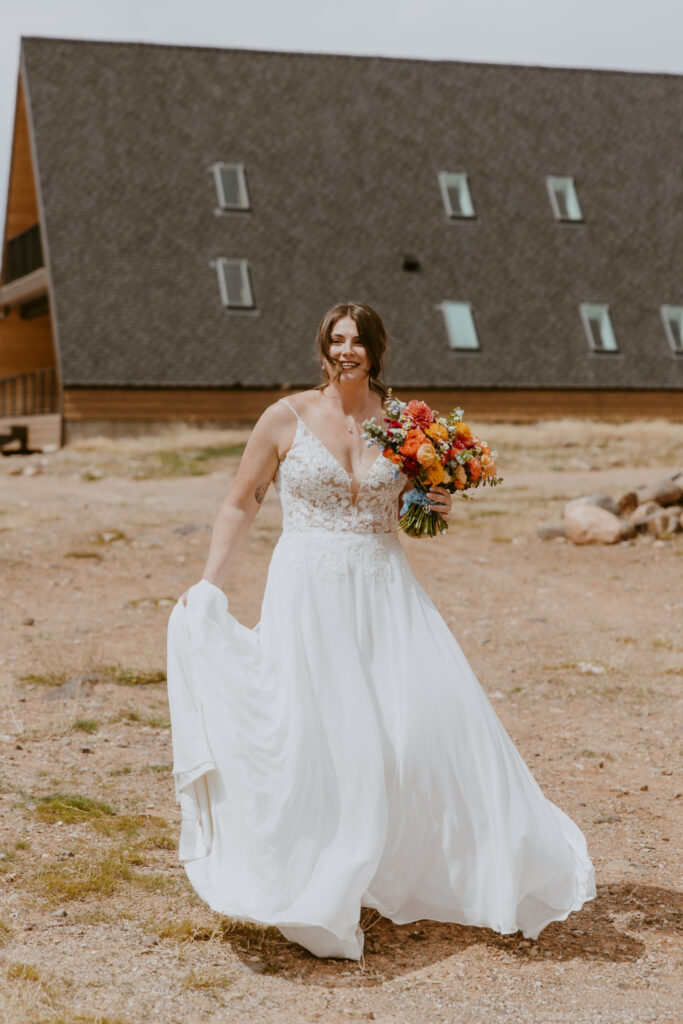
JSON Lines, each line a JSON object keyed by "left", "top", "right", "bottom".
{"left": 192, "top": 402, "right": 294, "bottom": 593}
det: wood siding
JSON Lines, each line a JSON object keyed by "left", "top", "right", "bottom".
{"left": 0, "top": 307, "right": 56, "bottom": 379}
{"left": 63, "top": 387, "right": 683, "bottom": 424}
{"left": 0, "top": 413, "right": 61, "bottom": 451}
{"left": 1, "top": 75, "right": 40, "bottom": 280}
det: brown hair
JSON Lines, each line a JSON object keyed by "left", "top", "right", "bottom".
{"left": 315, "top": 302, "right": 389, "bottom": 399}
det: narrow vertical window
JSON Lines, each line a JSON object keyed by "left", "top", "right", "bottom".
{"left": 580, "top": 304, "right": 618, "bottom": 352}
{"left": 215, "top": 258, "right": 254, "bottom": 308}
{"left": 440, "top": 301, "right": 480, "bottom": 350}
{"left": 212, "top": 163, "right": 250, "bottom": 210}
{"left": 661, "top": 306, "right": 683, "bottom": 355}
{"left": 547, "top": 176, "right": 583, "bottom": 221}
{"left": 438, "top": 172, "right": 475, "bottom": 218}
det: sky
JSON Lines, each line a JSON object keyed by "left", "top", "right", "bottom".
{"left": 1, "top": 0, "right": 682, "bottom": 239}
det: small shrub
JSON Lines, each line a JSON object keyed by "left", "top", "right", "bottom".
{"left": 7, "top": 961, "right": 41, "bottom": 982}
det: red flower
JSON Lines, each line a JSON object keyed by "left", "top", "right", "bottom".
{"left": 404, "top": 400, "right": 434, "bottom": 430}
{"left": 402, "top": 455, "right": 421, "bottom": 478}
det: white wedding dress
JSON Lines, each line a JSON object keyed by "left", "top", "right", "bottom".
{"left": 166, "top": 399, "right": 596, "bottom": 960}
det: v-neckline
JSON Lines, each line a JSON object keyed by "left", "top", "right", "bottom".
{"left": 296, "top": 417, "right": 382, "bottom": 500}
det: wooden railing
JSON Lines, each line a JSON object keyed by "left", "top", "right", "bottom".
{"left": 0, "top": 367, "right": 58, "bottom": 417}
{"left": 4, "top": 224, "right": 43, "bottom": 283}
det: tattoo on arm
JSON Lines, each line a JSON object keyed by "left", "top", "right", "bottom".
{"left": 254, "top": 482, "right": 269, "bottom": 505}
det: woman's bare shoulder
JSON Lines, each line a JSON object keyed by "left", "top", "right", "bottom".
{"left": 265, "top": 389, "right": 322, "bottom": 419}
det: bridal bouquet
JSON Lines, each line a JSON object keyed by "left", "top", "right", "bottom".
{"left": 362, "top": 389, "right": 502, "bottom": 537}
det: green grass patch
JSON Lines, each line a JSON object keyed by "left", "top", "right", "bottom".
{"left": 133, "top": 444, "right": 246, "bottom": 479}
{"left": 35, "top": 793, "right": 116, "bottom": 824}
{"left": 102, "top": 665, "right": 166, "bottom": 687}
{"left": 72, "top": 719, "right": 100, "bottom": 734}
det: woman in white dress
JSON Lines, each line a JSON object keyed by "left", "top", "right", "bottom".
{"left": 167, "top": 302, "right": 596, "bottom": 961}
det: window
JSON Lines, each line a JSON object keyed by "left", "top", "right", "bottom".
{"left": 440, "top": 301, "right": 480, "bottom": 350}
{"left": 546, "top": 176, "right": 583, "bottom": 221}
{"left": 661, "top": 306, "right": 683, "bottom": 355}
{"left": 211, "top": 162, "right": 250, "bottom": 210}
{"left": 215, "top": 258, "right": 254, "bottom": 308}
{"left": 580, "top": 304, "right": 618, "bottom": 352}
{"left": 438, "top": 172, "right": 475, "bottom": 218}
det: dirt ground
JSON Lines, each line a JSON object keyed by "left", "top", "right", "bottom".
{"left": 0, "top": 418, "right": 681, "bottom": 1024}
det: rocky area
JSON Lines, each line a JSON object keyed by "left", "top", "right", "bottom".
{"left": 538, "top": 471, "right": 683, "bottom": 545}
{"left": 0, "top": 419, "right": 681, "bottom": 1023}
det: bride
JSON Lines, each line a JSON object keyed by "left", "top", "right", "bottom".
{"left": 166, "top": 301, "right": 596, "bottom": 961}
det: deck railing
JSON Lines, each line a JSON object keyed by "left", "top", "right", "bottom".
{"left": 4, "top": 224, "right": 44, "bottom": 283}
{"left": 0, "top": 367, "right": 58, "bottom": 417}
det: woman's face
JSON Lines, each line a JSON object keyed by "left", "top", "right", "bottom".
{"left": 326, "top": 316, "right": 371, "bottom": 381}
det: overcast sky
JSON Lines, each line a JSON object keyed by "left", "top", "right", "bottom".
{"left": 1, "top": 0, "right": 681, "bottom": 239}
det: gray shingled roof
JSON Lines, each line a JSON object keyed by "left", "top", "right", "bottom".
{"left": 20, "top": 37, "right": 683, "bottom": 390}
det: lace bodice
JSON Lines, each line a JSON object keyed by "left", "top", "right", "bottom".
{"left": 273, "top": 401, "right": 405, "bottom": 535}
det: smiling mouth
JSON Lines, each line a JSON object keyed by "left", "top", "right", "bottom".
{"left": 340, "top": 361, "right": 359, "bottom": 368}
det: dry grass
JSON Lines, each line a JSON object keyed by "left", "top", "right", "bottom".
{"left": 472, "top": 417, "right": 683, "bottom": 471}
{"left": 32, "top": 846, "right": 167, "bottom": 903}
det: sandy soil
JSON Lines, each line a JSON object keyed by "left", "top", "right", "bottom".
{"left": 0, "top": 420, "right": 681, "bottom": 1023}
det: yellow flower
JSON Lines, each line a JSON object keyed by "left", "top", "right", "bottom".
{"left": 416, "top": 441, "right": 438, "bottom": 466}
{"left": 425, "top": 422, "right": 448, "bottom": 443}
{"left": 455, "top": 422, "right": 472, "bottom": 440}
{"left": 424, "top": 462, "right": 445, "bottom": 486}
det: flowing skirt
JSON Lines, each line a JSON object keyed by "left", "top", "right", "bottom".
{"left": 166, "top": 529, "right": 595, "bottom": 959}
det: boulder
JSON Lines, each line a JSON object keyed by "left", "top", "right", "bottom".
{"left": 618, "top": 521, "right": 637, "bottom": 540}
{"left": 646, "top": 509, "right": 681, "bottom": 537}
{"left": 564, "top": 493, "right": 621, "bottom": 517}
{"left": 564, "top": 503, "right": 623, "bottom": 545}
{"left": 629, "top": 501, "right": 662, "bottom": 527}
{"left": 618, "top": 491, "right": 639, "bottom": 515}
{"left": 634, "top": 477, "right": 683, "bottom": 507}
{"left": 537, "top": 524, "right": 567, "bottom": 541}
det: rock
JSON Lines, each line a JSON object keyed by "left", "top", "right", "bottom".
{"left": 141, "top": 935, "right": 159, "bottom": 948}
{"left": 564, "top": 493, "right": 621, "bottom": 517}
{"left": 22, "top": 465, "right": 42, "bottom": 477}
{"left": 646, "top": 510, "right": 679, "bottom": 537}
{"left": 594, "top": 814, "right": 623, "bottom": 824}
{"left": 564, "top": 503, "right": 622, "bottom": 545}
{"left": 680, "top": 511, "right": 683, "bottom": 530}
{"left": 618, "top": 491, "right": 639, "bottom": 515}
{"left": 618, "top": 521, "right": 637, "bottom": 540}
{"left": 537, "top": 524, "right": 566, "bottom": 540}
{"left": 79, "top": 746, "right": 93, "bottom": 754}
{"left": 21, "top": 616, "right": 35, "bottom": 626}
{"left": 635, "top": 477, "right": 683, "bottom": 507}
{"left": 52, "top": 909, "right": 67, "bottom": 918}
{"left": 630, "top": 501, "right": 662, "bottom": 526}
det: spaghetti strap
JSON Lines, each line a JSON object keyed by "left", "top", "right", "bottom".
{"left": 279, "top": 397, "right": 300, "bottom": 419}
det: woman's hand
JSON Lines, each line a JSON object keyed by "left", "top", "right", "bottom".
{"left": 427, "top": 484, "right": 452, "bottom": 521}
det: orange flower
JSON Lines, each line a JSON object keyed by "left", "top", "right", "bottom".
{"left": 454, "top": 465, "right": 467, "bottom": 489}
{"left": 481, "top": 453, "right": 497, "bottom": 477}
{"left": 455, "top": 422, "right": 472, "bottom": 441}
{"left": 425, "top": 421, "right": 448, "bottom": 443}
{"left": 424, "top": 461, "right": 445, "bottom": 486}
{"left": 416, "top": 441, "right": 438, "bottom": 467}
{"left": 404, "top": 400, "right": 434, "bottom": 429}
{"left": 468, "top": 457, "right": 482, "bottom": 481}
{"left": 383, "top": 448, "right": 403, "bottom": 465}
{"left": 400, "top": 428, "right": 426, "bottom": 457}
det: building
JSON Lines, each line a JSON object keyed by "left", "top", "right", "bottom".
{"left": 1, "top": 37, "right": 681, "bottom": 448}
